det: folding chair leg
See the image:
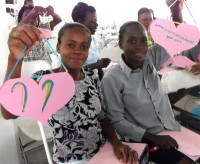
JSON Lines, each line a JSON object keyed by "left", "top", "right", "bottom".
{"left": 19, "top": 137, "right": 29, "bottom": 164}
{"left": 37, "top": 121, "right": 53, "bottom": 164}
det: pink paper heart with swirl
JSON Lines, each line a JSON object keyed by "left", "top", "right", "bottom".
{"left": 149, "top": 18, "right": 200, "bottom": 56}
{"left": 0, "top": 72, "right": 75, "bottom": 125}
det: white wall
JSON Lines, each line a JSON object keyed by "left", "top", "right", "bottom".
{"left": 0, "top": 3, "right": 16, "bottom": 85}
{"left": 0, "top": 3, "right": 20, "bottom": 164}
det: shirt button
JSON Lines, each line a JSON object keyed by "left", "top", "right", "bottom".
{"left": 158, "top": 112, "right": 160, "bottom": 114}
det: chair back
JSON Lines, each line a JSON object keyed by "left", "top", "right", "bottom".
{"left": 21, "top": 60, "right": 52, "bottom": 77}
{"left": 100, "top": 47, "right": 122, "bottom": 63}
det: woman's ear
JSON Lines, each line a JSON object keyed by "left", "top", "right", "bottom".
{"left": 56, "top": 43, "right": 60, "bottom": 53}
{"left": 119, "top": 40, "right": 122, "bottom": 49}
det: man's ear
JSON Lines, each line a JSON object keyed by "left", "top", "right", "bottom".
{"left": 56, "top": 44, "right": 60, "bottom": 53}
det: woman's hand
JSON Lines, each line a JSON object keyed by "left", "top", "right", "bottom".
{"left": 32, "top": 6, "right": 47, "bottom": 16}
{"left": 143, "top": 132, "right": 178, "bottom": 150}
{"left": 8, "top": 24, "right": 44, "bottom": 59}
{"left": 20, "top": 6, "right": 46, "bottom": 25}
{"left": 150, "top": 134, "right": 178, "bottom": 150}
{"left": 113, "top": 142, "right": 139, "bottom": 164}
{"left": 166, "top": 0, "right": 186, "bottom": 24}
{"left": 95, "top": 58, "right": 111, "bottom": 69}
{"left": 46, "top": 6, "right": 54, "bottom": 16}
{"left": 187, "top": 63, "right": 200, "bottom": 75}
{"left": 166, "top": 0, "right": 184, "bottom": 9}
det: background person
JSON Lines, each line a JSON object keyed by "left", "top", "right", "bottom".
{"left": 71, "top": 2, "right": 111, "bottom": 79}
{"left": 17, "top": 5, "right": 62, "bottom": 65}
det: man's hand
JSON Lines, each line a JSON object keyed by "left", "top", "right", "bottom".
{"left": 113, "top": 142, "right": 139, "bottom": 164}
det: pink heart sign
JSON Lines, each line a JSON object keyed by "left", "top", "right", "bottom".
{"left": 0, "top": 72, "right": 75, "bottom": 125}
{"left": 173, "top": 56, "right": 195, "bottom": 68}
{"left": 149, "top": 18, "right": 200, "bottom": 56}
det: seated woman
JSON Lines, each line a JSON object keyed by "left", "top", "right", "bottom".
{"left": 101, "top": 21, "right": 196, "bottom": 164}
{"left": 1, "top": 23, "right": 138, "bottom": 164}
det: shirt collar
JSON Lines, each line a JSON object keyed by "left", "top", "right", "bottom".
{"left": 119, "top": 54, "right": 136, "bottom": 79}
{"left": 119, "top": 54, "right": 150, "bottom": 79}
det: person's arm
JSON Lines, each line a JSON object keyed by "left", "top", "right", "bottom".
{"left": 46, "top": 5, "right": 62, "bottom": 30}
{"left": 1, "top": 24, "right": 44, "bottom": 119}
{"left": 100, "top": 117, "right": 138, "bottom": 164}
{"left": 166, "top": 0, "right": 184, "bottom": 25}
{"left": 84, "top": 58, "right": 111, "bottom": 70}
{"left": 101, "top": 74, "right": 146, "bottom": 142}
{"left": 20, "top": 6, "right": 46, "bottom": 25}
{"left": 147, "top": 44, "right": 170, "bottom": 70}
{"left": 142, "top": 131, "right": 178, "bottom": 150}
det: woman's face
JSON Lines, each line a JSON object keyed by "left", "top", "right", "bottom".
{"left": 57, "top": 27, "right": 91, "bottom": 70}
{"left": 81, "top": 12, "right": 98, "bottom": 35}
{"left": 138, "top": 12, "right": 153, "bottom": 32}
{"left": 119, "top": 25, "right": 148, "bottom": 69}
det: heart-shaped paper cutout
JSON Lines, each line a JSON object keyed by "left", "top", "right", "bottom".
{"left": 162, "top": 57, "right": 174, "bottom": 68}
{"left": 198, "top": 53, "right": 200, "bottom": 61}
{"left": 173, "top": 56, "right": 195, "bottom": 68}
{"left": 149, "top": 18, "right": 200, "bottom": 56}
{"left": 0, "top": 72, "right": 75, "bottom": 125}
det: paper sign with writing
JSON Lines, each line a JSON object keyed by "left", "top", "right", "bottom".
{"left": 0, "top": 72, "right": 75, "bottom": 125}
{"left": 149, "top": 18, "right": 200, "bottom": 56}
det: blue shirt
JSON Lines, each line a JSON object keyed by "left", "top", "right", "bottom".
{"left": 85, "top": 36, "right": 100, "bottom": 65}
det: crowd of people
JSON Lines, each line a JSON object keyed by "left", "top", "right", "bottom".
{"left": 1, "top": 0, "right": 200, "bottom": 164}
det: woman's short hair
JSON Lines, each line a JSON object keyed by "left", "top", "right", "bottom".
{"left": 57, "top": 22, "right": 91, "bottom": 44}
{"left": 71, "top": 2, "right": 96, "bottom": 22}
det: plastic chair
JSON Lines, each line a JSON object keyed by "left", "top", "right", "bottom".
{"left": 21, "top": 60, "right": 52, "bottom": 78}
{"left": 18, "top": 60, "right": 53, "bottom": 164}
{"left": 16, "top": 118, "right": 53, "bottom": 164}
{"left": 100, "top": 47, "right": 123, "bottom": 63}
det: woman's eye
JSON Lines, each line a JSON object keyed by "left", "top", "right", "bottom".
{"left": 130, "top": 40, "right": 136, "bottom": 44}
{"left": 67, "top": 43, "right": 74, "bottom": 48}
{"left": 82, "top": 45, "right": 89, "bottom": 50}
{"left": 142, "top": 39, "right": 148, "bottom": 44}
